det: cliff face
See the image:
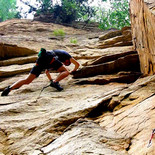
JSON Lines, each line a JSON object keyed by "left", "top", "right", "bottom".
{"left": 130, "top": 0, "right": 155, "bottom": 75}
{"left": 0, "top": 1, "right": 155, "bottom": 154}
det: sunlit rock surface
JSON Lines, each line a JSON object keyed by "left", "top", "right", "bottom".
{"left": 130, "top": 0, "right": 155, "bottom": 75}
{"left": 0, "top": 18, "right": 154, "bottom": 155}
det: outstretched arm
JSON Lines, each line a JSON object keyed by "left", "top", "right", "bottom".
{"left": 45, "top": 69, "right": 52, "bottom": 81}
{"left": 70, "top": 58, "right": 80, "bottom": 73}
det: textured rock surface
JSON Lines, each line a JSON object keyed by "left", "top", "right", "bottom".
{"left": 0, "top": 43, "right": 37, "bottom": 60}
{"left": 96, "top": 76, "right": 155, "bottom": 155}
{"left": 41, "top": 119, "right": 131, "bottom": 155}
{"left": 130, "top": 0, "right": 155, "bottom": 75}
{"left": 96, "top": 27, "right": 132, "bottom": 49}
{"left": 0, "top": 19, "right": 154, "bottom": 155}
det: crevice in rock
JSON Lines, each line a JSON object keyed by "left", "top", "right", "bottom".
{"left": 86, "top": 98, "right": 111, "bottom": 118}
{"left": 47, "top": 117, "right": 82, "bottom": 134}
{"left": 125, "top": 138, "right": 132, "bottom": 151}
{"left": 74, "top": 72, "right": 142, "bottom": 85}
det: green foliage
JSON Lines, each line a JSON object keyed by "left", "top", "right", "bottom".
{"left": 53, "top": 0, "right": 96, "bottom": 23}
{"left": 99, "top": 0, "right": 130, "bottom": 30}
{"left": 36, "top": 0, "right": 53, "bottom": 14}
{"left": 24, "top": 0, "right": 96, "bottom": 24}
{"left": 53, "top": 29, "right": 65, "bottom": 37}
{"left": 70, "top": 38, "right": 77, "bottom": 44}
{"left": 53, "top": 0, "right": 78, "bottom": 23}
{"left": 0, "top": 0, "right": 19, "bottom": 21}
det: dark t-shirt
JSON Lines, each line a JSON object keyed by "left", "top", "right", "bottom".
{"left": 31, "top": 50, "right": 71, "bottom": 77}
{"left": 36, "top": 50, "right": 72, "bottom": 69}
{"left": 36, "top": 51, "right": 54, "bottom": 69}
{"left": 52, "top": 49, "right": 72, "bottom": 62}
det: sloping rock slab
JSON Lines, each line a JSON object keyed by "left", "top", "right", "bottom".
{"left": 0, "top": 63, "right": 34, "bottom": 77}
{"left": 0, "top": 83, "right": 127, "bottom": 154}
{"left": 0, "top": 55, "right": 37, "bottom": 66}
{"left": 86, "top": 50, "right": 137, "bottom": 66}
{"left": 0, "top": 43, "right": 37, "bottom": 59}
{"left": 97, "top": 94, "right": 155, "bottom": 155}
{"left": 73, "top": 46, "right": 134, "bottom": 61}
{"left": 41, "top": 119, "right": 130, "bottom": 155}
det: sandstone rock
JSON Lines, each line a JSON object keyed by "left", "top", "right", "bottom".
{"left": 0, "top": 19, "right": 89, "bottom": 52}
{"left": 0, "top": 18, "right": 154, "bottom": 155}
{"left": 0, "top": 43, "right": 37, "bottom": 60}
{"left": 41, "top": 119, "right": 130, "bottom": 155}
{"left": 73, "top": 54, "right": 140, "bottom": 78}
{"left": 0, "top": 63, "right": 33, "bottom": 77}
{"left": 0, "top": 55, "right": 37, "bottom": 66}
{"left": 130, "top": 0, "right": 155, "bottom": 75}
{"left": 0, "top": 79, "right": 126, "bottom": 154}
{"left": 97, "top": 33, "right": 132, "bottom": 49}
{"left": 82, "top": 46, "right": 134, "bottom": 66}
{"left": 107, "top": 74, "right": 155, "bottom": 111}
{"left": 73, "top": 72, "right": 141, "bottom": 85}
{"left": 121, "top": 26, "right": 131, "bottom": 33}
{"left": 96, "top": 75, "right": 155, "bottom": 154}
{"left": 99, "top": 30, "right": 122, "bottom": 40}
{"left": 86, "top": 50, "right": 136, "bottom": 66}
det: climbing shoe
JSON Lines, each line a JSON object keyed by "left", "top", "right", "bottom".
{"left": 1, "top": 86, "right": 11, "bottom": 96}
{"left": 50, "top": 81, "right": 63, "bottom": 91}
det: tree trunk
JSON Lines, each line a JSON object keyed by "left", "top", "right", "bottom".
{"left": 130, "top": 0, "right": 155, "bottom": 75}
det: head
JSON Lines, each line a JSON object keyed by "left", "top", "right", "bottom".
{"left": 38, "top": 48, "right": 46, "bottom": 58}
{"left": 63, "top": 59, "right": 71, "bottom": 66}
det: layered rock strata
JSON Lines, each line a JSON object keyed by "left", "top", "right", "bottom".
{"left": 130, "top": 0, "right": 155, "bottom": 75}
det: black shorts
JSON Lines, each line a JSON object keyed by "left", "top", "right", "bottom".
{"left": 30, "top": 59, "right": 63, "bottom": 77}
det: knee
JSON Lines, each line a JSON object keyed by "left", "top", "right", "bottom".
{"left": 64, "top": 70, "right": 70, "bottom": 76}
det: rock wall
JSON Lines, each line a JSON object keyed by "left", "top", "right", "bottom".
{"left": 130, "top": 0, "right": 155, "bottom": 75}
{"left": 0, "top": 43, "right": 37, "bottom": 60}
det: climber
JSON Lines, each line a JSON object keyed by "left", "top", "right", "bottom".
{"left": 1, "top": 48, "right": 80, "bottom": 96}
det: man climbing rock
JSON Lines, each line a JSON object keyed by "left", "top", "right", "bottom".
{"left": 1, "top": 48, "right": 80, "bottom": 96}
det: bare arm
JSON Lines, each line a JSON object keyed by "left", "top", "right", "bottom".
{"left": 45, "top": 69, "right": 52, "bottom": 81}
{"left": 70, "top": 58, "right": 80, "bottom": 73}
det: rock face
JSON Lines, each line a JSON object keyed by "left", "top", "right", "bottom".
{"left": 96, "top": 27, "right": 132, "bottom": 49}
{"left": 0, "top": 43, "right": 37, "bottom": 60}
{"left": 130, "top": 0, "right": 155, "bottom": 75}
{"left": 0, "top": 18, "right": 154, "bottom": 155}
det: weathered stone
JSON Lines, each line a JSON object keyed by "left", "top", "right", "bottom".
{"left": 41, "top": 119, "right": 130, "bottom": 155}
{"left": 121, "top": 26, "right": 131, "bottom": 33}
{"left": 96, "top": 79, "right": 155, "bottom": 154}
{"left": 0, "top": 55, "right": 37, "bottom": 66}
{"left": 86, "top": 50, "right": 137, "bottom": 66}
{"left": 130, "top": 0, "right": 155, "bottom": 75}
{"left": 73, "top": 54, "right": 140, "bottom": 78}
{"left": 0, "top": 17, "right": 154, "bottom": 155}
{"left": 0, "top": 43, "right": 37, "bottom": 59}
{"left": 0, "top": 63, "right": 33, "bottom": 77}
{"left": 74, "top": 72, "right": 141, "bottom": 85}
{"left": 82, "top": 46, "right": 134, "bottom": 65}
{"left": 0, "top": 79, "right": 126, "bottom": 154}
{"left": 99, "top": 30, "right": 122, "bottom": 40}
{"left": 97, "top": 33, "right": 132, "bottom": 49}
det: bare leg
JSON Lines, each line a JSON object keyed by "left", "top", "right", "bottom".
{"left": 45, "top": 69, "right": 52, "bottom": 81}
{"left": 10, "top": 73, "right": 36, "bottom": 91}
{"left": 54, "top": 65, "right": 69, "bottom": 82}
